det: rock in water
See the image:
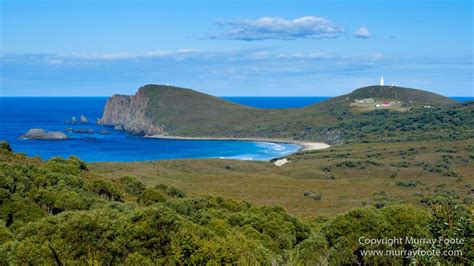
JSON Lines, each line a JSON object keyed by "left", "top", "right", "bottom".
{"left": 114, "top": 125, "right": 124, "bottom": 131}
{"left": 80, "top": 114, "right": 88, "bottom": 124}
{"left": 21, "top": 129, "right": 68, "bottom": 140}
{"left": 99, "top": 129, "right": 110, "bottom": 135}
{"left": 72, "top": 128, "right": 94, "bottom": 134}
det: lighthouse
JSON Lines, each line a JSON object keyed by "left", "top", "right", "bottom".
{"left": 380, "top": 76, "right": 384, "bottom": 86}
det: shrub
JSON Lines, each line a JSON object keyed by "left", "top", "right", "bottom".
{"left": 336, "top": 160, "right": 360, "bottom": 168}
{"left": 138, "top": 189, "right": 165, "bottom": 205}
{"left": 119, "top": 176, "right": 145, "bottom": 196}
{"left": 435, "top": 148, "right": 457, "bottom": 153}
{"left": 391, "top": 161, "right": 410, "bottom": 168}
{"left": 321, "top": 165, "right": 331, "bottom": 172}
{"left": 443, "top": 171, "right": 460, "bottom": 177}
{"left": 0, "top": 142, "right": 12, "bottom": 152}
{"left": 89, "top": 179, "right": 122, "bottom": 201}
{"left": 303, "top": 191, "right": 321, "bottom": 201}
{"left": 166, "top": 187, "right": 186, "bottom": 198}
{"left": 155, "top": 183, "right": 168, "bottom": 191}
{"left": 395, "top": 180, "right": 418, "bottom": 187}
{"left": 323, "top": 205, "right": 431, "bottom": 265}
{"left": 428, "top": 204, "right": 473, "bottom": 264}
{"left": 292, "top": 235, "right": 328, "bottom": 264}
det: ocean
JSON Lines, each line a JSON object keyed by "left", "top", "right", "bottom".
{"left": 0, "top": 96, "right": 471, "bottom": 162}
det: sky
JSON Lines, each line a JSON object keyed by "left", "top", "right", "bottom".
{"left": 0, "top": 0, "right": 472, "bottom": 96}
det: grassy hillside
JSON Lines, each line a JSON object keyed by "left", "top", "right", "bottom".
{"left": 132, "top": 84, "right": 463, "bottom": 144}
{"left": 1, "top": 142, "right": 472, "bottom": 264}
{"left": 329, "top": 85, "right": 457, "bottom": 107}
{"left": 92, "top": 138, "right": 474, "bottom": 218}
{"left": 142, "top": 85, "right": 265, "bottom": 134}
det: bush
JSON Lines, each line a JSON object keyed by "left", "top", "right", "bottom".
{"left": 395, "top": 180, "right": 418, "bottom": 187}
{"left": 321, "top": 165, "right": 331, "bottom": 172}
{"left": 323, "top": 205, "right": 431, "bottom": 265}
{"left": 303, "top": 191, "right": 321, "bottom": 201}
{"left": 292, "top": 235, "right": 328, "bottom": 264}
{"left": 119, "top": 176, "right": 145, "bottom": 196}
{"left": 89, "top": 179, "right": 122, "bottom": 201}
{"left": 336, "top": 160, "right": 361, "bottom": 168}
{"left": 155, "top": 183, "right": 168, "bottom": 191}
{"left": 166, "top": 187, "right": 186, "bottom": 198}
{"left": 138, "top": 189, "right": 165, "bottom": 205}
{"left": 155, "top": 184, "right": 186, "bottom": 198}
{"left": 0, "top": 142, "right": 12, "bottom": 152}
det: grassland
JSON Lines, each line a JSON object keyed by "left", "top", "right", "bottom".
{"left": 91, "top": 138, "right": 474, "bottom": 219}
{"left": 94, "top": 90, "right": 474, "bottom": 219}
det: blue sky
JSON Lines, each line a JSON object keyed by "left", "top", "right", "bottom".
{"left": 0, "top": 0, "right": 472, "bottom": 96}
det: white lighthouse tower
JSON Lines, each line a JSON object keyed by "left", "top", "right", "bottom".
{"left": 380, "top": 76, "right": 384, "bottom": 86}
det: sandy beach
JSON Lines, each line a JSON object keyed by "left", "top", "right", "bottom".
{"left": 146, "top": 135, "right": 330, "bottom": 152}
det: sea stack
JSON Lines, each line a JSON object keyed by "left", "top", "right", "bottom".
{"left": 80, "top": 115, "right": 88, "bottom": 124}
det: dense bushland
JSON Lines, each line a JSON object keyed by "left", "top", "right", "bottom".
{"left": 0, "top": 142, "right": 472, "bottom": 264}
{"left": 334, "top": 102, "right": 474, "bottom": 144}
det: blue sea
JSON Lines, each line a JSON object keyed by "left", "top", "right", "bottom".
{"left": 0, "top": 96, "right": 471, "bottom": 162}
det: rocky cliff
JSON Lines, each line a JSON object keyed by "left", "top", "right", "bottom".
{"left": 98, "top": 88, "right": 164, "bottom": 135}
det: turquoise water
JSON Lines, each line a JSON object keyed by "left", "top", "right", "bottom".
{"left": 0, "top": 96, "right": 470, "bottom": 162}
{"left": 0, "top": 97, "right": 309, "bottom": 162}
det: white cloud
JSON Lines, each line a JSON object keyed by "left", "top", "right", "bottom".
{"left": 55, "top": 49, "right": 202, "bottom": 60}
{"left": 212, "top": 16, "right": 344, "bottom": 41}
{"left": 2, "top": 50, "right": 471, "bottom": 96}
{"left": 355, "top": 26, "right": 371, "bottom": 39}
{"left": 1, "top": 50, "right": 386, "bottom": 65}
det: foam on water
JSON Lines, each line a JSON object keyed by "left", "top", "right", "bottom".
{"left": 255, "top": 142, "right": 287, "bottom": 151}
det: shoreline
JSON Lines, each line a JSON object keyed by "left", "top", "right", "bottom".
{"left": 145, "top": 135, "right": 330, "bottom": 152}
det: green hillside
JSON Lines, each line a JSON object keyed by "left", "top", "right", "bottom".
{"left": 141, "top": 85, "right": 268, "bottom": 135}
{"left": 335, "top": 85, "right": 457, "bottom": 106}
{"left": 126, "top": 84, "right": 464, "bottom": 144}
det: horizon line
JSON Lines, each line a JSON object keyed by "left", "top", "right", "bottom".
{"left": 1, "top": 95, "right": 473, "bottom": 98}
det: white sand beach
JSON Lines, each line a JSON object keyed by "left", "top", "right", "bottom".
{"left": 298, "top": 142, "right": 331, "bottom": 151}
{"left": 146, "top": 135, "right": 330, "bottom": 152}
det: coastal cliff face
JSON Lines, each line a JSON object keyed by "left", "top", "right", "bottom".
{"left": 98, "top": 88, "right": 164, "bottom": 135}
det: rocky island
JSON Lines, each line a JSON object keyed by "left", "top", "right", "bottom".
{"left": 21, "top": 128, "right": 68, "bottom": 140}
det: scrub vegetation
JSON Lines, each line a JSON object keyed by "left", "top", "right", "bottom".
{"left": 0, "top": 143, "right": 472, "bottom": 264}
